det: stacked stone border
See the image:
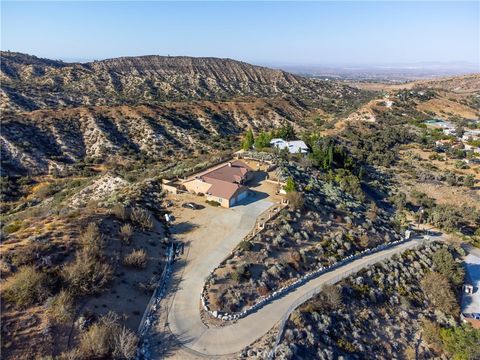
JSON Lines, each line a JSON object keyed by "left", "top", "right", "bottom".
{"left": 200, "top": 236, "right": 411, "bottom": 322}
{"left": 267, "top": 237, "right": 428, "bottom": 359}
{"left": 137, "top": 237, "right": 175, "bottom": 358}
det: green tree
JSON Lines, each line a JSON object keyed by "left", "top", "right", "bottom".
{"left": 432, "top": 248, "right": 465, "bottom": 286}
{"left": 455, "top": 125, "right": 465, "bottom": 138}
{"left": 254, "top": 132, "right": 271, "bottom": 149}
{"left": 422, "top": 319, "right": 443, "bottom": 352}
{"left": 284, "top": 177, "right": 296, "bottom": 193}
{"left": 275, "top": 123, "right": 296, "bottom": 140}
{"left": 464, "top": 175, "right": 475, "bottom": 188}
{"left": 242, "top": 129, "right": 254, "bottom": 151}
{"left": 440, "top": 325, "right": 480, "bottom": 360}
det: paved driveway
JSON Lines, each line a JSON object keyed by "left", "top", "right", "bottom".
{"left": 155, "top": 194, "right": 273, "bottom": 357}
{"left": 150, "top": 191, "right": 426, "bottom": 358}
{"left": 169, "top": 239, "right": 422, "bottom": 356}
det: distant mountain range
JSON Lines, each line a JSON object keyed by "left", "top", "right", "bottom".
{"left": 1, "top": 51, "right": 477, "bottom": 176}
{"left": 0, "top": 51, "right": 363, "bottom": 113}
{"left": 275, "top": 62, "right": 479, "bottom": 81}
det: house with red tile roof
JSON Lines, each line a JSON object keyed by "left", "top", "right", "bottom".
{"left": 182, "top": 161, "right": 253, "bottom": 207}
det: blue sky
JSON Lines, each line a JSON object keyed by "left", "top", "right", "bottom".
{"left": 1, "top": 1, "right": 479, "bottom": 66}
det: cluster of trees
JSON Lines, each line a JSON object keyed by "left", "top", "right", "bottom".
{"left": 305, "top": 135, "right": 354, "bottom": 171}
{"left": 411, "top": 190, "right": 480, "bottom": 235}
{"left": 241, "top": 124, "right": 297, "bottom": 151}
{"left": 343, "top": 123, "right": 414, "bottom": 167}
{"left": 419, "top": 248, "right": 480, "bottom": 360}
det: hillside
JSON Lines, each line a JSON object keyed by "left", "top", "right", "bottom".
{"left": 413, "top": 73, "right": 480, "bottom": 94}
{"left": 1, "top": 98, "right": 314, "bottom": 175}
{"left": 0, "top": 52, "right": 364, "bottom": 113}
{"left": 348, "top": 73, "right": 480, "bottom": 94}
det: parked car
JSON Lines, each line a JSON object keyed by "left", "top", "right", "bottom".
{"left": 166, "top": 200, "right": 174, "bottom": 207}
{"left": 182, "top": 202, "right": 204, "bottom": 210}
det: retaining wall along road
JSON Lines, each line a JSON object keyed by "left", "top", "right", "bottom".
{"left": 200, "top": 237, "right": 416, "bottom": 322}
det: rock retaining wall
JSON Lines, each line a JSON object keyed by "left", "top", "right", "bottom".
{"left": 200, "top": 237, "right": 410, "bottom": 322}
{"left": 137, "top": 239, "right": 175, "bottom": 358}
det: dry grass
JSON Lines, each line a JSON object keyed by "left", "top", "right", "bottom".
{"left": 80, "top": 223, "right": 105, "bottom": 257}
{"left": 119, "top": 224, "right": 133, "bottom": 245}
{"left": 3, "top": 266, "right": 51, "bottom": 307}
{"left": 111, "top": 203, "right": 129, "bottom": 221}
{"left": 77, "top": 312, "right": 138, "bottom": 359}
{"left": 62, "top": 251, "right": 113, "bottom": 296}
{"left": 123, "top": 249, "right": 147, "bottom": 269}
{"left": 45, "top": 290, "right": 75, "bottom": 324}
{"left": 130, "top": 207, "right": 154, "bottom": 231}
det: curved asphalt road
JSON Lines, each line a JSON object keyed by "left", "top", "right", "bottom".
{"left": 157, "top": 195, "right": 430, "bottom": 357}
{"left": 168, "top": 238, "right": 422, "bottom": 356}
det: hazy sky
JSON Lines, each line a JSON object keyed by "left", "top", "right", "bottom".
{"left": 1, "top": 1, "right": 479, "bottom": 66}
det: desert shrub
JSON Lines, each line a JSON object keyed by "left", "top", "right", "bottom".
{"left": 404, "top": 346, "right": 416, "bottom": 360}
{"left": 440, "top": 325, "right": 480, "bottom": 360}
{"left": 80, "top": 223, "right": 105, "bottom": 258}
{"left": 231, "top": 264, "right": 250, "bottom": 283}
{"left": 78, "top": 312, "right": 137, "bottom": 359}
{"left": 432, "top": 248, "right": 464, "bottom": 286}
{"left": 367, "top": 202, "right": 378, "bottom": 221}
{"left": 119, "top": 224, "right": 133, "bottom": 245}
{"left": 428, "top": 204, "right": 464, "bottom": 233}
{"left": 411, "top": 190, "right": 436, "bottom": 209}
{"left": 334, "top": 169, "right": 365, "bottom": 201}
{"left": 123, "top": 249, "right": 147, "bottom": 269}
{"left": 421, "top": 272, "right": 459, "bottom": 316}
{"left": 2, "top": 220, "right": 23, "bottom": 235}
{"left": 45, "top": 290, "right": 75, "bottom": 324}
{"left": 3, "top": 266, "right": 51, "bottom": 307}
{"left": 111, "top": 203, "right": 128, "bottom": 221}
{"left": 62, "top": 251, "right": 113, "bottom": 296}
{"left": 130, "top": 207, "right": 154, "bottom": 231}
{"left": 359, "top": 233, "right": 371, "bottom": 248}
{"left": 231, "top": 270, "right": 241, "bottom": 283}
{"left": 238, "top": 240, "right": 252, "bottom": 252}
{"left": 112, "top": 326, "right": 139, "bottom": 359}
{"left": 79, "top": 322, "right": 111, "bottom": 358}
{"left": 286, "top": 250, "right": 302, "bottom": 271}
{"left": 422, "top": 319, "right": 443, "bottom": 352}
{"left": 205, "top": 200, "right": 221, "bottom": 207}
{"left": 286, "top": 191, "right": 304, "bottom": 210}
{"left": 304, "top": 284, "right": 342, "bottom": 313}
{"left": 320, "top": 284, "right": 342, "bottom": 309}
{"left": 257, "top": 286, "right": 269, "bottom": 296}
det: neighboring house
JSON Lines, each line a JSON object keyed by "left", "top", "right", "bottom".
{"left": 461, "top": 254, "right": 480, "bottom": 329}
{"left": 463, "top": 129, "right": 480, "bottom": 141}
{"left": 270, "top": 138, "right": 309, "bottom": 154}
{"left": 464, "top": 143, "right": 480, "bottom": 154}
{"left": 182, "top": 160, "right": 253, "bottom": 208}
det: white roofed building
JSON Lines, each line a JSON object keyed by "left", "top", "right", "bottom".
{"left": 270, "top": 138, "right": 309, "bottom": 154}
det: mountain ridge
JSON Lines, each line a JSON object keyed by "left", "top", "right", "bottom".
{"left": 1, "top": 51, "right": 363, "bottom": 113}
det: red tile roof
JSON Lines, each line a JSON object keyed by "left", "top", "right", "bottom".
{"left": 200, "top": 160, "right": 251, "bottom": 184}
{"left": 200, "top": 160, "right": 251, "bottom": 200}
{"left": 204, "top": 177, "right": 248, "bottom": 200}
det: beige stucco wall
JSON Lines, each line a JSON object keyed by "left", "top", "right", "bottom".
{"left": 206, "top": 194, "right": 230, "bottom": 208}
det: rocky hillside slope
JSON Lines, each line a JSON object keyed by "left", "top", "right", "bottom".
{"left": 1, "top": 52, "right": 363, "bottom": 113}
{"left": 1, "top": 98, "right": 311, "bottom": 175}
{"left": 413, "top": 73, "right": 480, "bottom": 94}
